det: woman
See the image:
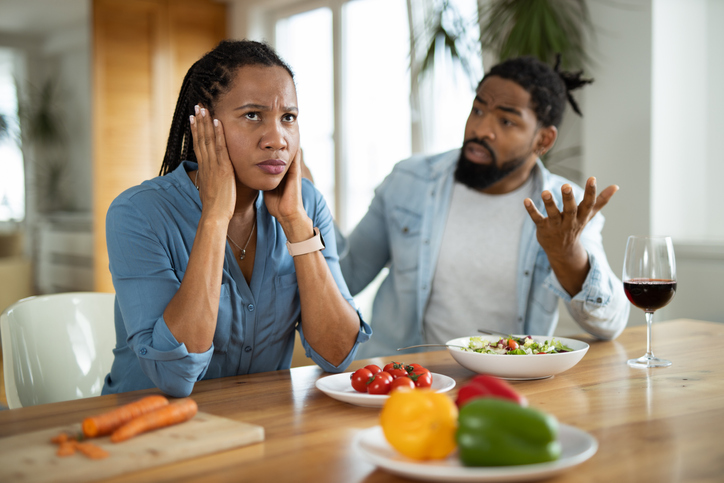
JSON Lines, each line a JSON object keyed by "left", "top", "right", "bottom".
{"left": 102, "top": 40, "right": 370, "bottom": 397}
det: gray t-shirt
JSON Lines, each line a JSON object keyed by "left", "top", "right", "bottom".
{"left": 423, "top": 177, "right": 535, "bottom": 344}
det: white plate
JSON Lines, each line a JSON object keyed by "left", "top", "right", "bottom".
{"left": 355, "top": 424, "right": 597, "bottom": 482}
{"left": 315, "top": 372, "right": 456, "bottom": 408}
{"left": 446, "top": 336, "right": 589, "bottom": 380}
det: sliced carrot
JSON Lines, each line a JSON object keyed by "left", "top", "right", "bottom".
{"left": 51, "top": 433, "right": 69, "bottom": 444}
{"left": 110, "top": 398, "right": 198, "bottom": 443}
{"left": 82, "top": 395, "right": 169, "bottom": 438}
{"left": 56, "top": 440, "right": 76, "bottom": 457}
{"left": 75, "top": 441, "right": 110, "bottom": 460}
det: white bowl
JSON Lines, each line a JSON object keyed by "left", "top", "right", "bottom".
{"left": 446, "top": 335, "right": 589, "bottom": 380}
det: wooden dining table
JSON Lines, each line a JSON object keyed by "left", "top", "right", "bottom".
{"left": 1, "top": 318, "right": 723, "bottom": 482}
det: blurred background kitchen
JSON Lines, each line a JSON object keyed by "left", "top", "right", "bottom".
{"left": 0, "top": 0, "right": 722, "bottom": 336}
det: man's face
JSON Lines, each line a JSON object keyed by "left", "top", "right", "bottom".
{"left": 456, "top": 76, "right": 546, "bottom": 193}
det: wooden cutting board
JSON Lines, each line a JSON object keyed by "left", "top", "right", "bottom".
{"left": 0, "top": 411, "right": 264, "bottom": 483}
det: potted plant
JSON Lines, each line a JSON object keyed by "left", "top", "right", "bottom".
{"left": 18, "top": 77, "right": 70, "bottom": 214}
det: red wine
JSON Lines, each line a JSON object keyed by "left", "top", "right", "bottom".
{"left": 624, "top": 279, "right": 677, "bottom": 311}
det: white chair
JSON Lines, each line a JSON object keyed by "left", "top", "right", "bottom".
{"left": 1, "top": 292, "right": 116, "bottom": 409}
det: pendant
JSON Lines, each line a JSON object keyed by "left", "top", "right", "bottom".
{"left": 239, "top": 249, "right": 246, "bottom": 261}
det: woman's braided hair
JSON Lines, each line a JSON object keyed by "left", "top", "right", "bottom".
{"left": 481, "top": 55, "right": 593, "bottom": 128}
{"left": 159, "top": 39, "right": 294, "bottom": 175}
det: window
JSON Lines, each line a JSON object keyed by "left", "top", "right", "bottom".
{"left": 652, "top": 0, "right": 724, "bottom": 243}
{"left": 275, "top": 7, "right": 336, "bottom": 217}
{"left": 270, "top": 0, "right": 481, "bottom": 232}
{"left": 0, "top": 48, "right": 24, "bottom": 223}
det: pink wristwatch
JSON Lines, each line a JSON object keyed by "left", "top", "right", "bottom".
{"left": 286, "top": 227, "right": 325, "bottom": 256}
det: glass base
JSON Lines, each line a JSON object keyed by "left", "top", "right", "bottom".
{"left": 627, "top": 354, "right": 672, "bottom": 368}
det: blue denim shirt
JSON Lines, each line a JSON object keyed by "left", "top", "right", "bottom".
{"left": 338, "top": 150, "right": 628, "bottom": 359}
{"left": 103, "top": 161, "right": 371, "bottom": 397}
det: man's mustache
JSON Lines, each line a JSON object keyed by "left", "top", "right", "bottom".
{"left": 462, "top": 138, "right": 496, "bottom": 164}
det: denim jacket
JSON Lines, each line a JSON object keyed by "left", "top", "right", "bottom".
{"left": 338, "top": 149, "right": 629, "bottom": 358}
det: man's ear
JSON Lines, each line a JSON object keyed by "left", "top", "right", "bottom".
{"left": 535, "top": 125, "right": 558, "bottom": 156}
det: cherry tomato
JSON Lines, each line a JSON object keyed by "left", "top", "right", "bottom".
{"left": 383, "top": 361, "right": 405, "bottom": 372}
{"left": 388, "top": 368, "right": 408, "bottom": 380}
{"left": 368, "top": 372, "right": 393, "bottom": 395}
{"left": 365, "top": 364, "right": 382, "bottom": 375}
{"left": 409, "top": 369, "right": 433, "bottom": 388}
{"left": 508, "top": 338, "right": 519, "bottom": 350}
{"left": 390, "top": 376, "right": 416, "bottom": 392}
{"left": 405, "top": 363, "right": 430, "bottom": 375}
{"left": 350, "top": 368, "right": 373, "bottom": 393}
{"left": 375, "top": 371, "right": 394, "bottom": 383}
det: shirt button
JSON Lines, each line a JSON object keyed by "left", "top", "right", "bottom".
{"left": 247, "top": 304, "right": 255, "bottom": 312}
{"left": 422, "top": 284, "right": 428, "bottom": 290}
{"left": 244, "top": 346, "right": 252, "bottom": 353}
{"left": 139, "top": 348, "right": 147, "bottom": 355}
{"left": 597, "top": 297, "right": 603, "bottom": 303}
{"left": 423, "top": 239, "right": 430, "bottom": 245}
{"left": 524, "top": 270, "right": 530, "bottom": 276}
{"left": 402, "top": 227, "right": 409, "bottom": 234}
{"left": 518, "top": 317, "right": 523, "bottom": 322}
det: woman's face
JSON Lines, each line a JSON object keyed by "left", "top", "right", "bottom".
{"left": 212, "top": 64, "right": 299, "bottom": 191}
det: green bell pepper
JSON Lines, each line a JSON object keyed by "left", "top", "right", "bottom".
{"left": 456, "top": 398, "right": 561, "bottom": 466}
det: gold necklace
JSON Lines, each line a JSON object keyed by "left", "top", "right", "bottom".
{"left": 196, "top": 170, "right": 256, "bottom": 261}
{"left": 226, "top": 221, "right": 256, "bottom": 261}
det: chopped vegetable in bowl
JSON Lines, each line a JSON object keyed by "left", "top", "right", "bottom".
{"left": 465, "top": 336, "right": 574, "bottom": 355}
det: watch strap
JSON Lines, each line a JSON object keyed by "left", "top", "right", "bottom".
{"left": 286, "top": 227, "right": 325, "bottom": 256}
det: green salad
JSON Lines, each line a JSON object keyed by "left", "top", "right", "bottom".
{"left": 464, "top": 335, "right": 574, "bottom": 355}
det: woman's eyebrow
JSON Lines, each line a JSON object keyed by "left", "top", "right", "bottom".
{"left": 234, "top": 103, "right": 299, "bottom": 113}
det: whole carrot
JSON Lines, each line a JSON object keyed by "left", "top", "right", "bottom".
{"left": 82, "top": 395, "right": 169, "bottom": 438}
{"left": 110, "top": 398, "right": 198, "bottom": 443}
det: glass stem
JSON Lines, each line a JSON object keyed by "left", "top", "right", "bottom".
{"left": 645, "top": 311, "right": 655, "bottom": 358}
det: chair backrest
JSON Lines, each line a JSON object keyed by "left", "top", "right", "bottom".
{"left": 1, "top": 292, "right": 116, "bottom": 409}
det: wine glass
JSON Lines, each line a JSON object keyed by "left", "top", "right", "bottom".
{"left": 622, "top": 236, "right": 677, "bottom": 368}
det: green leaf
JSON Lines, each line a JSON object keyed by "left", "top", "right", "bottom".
{"left": 479, "top": 0, "right": 591, "bottom": 70}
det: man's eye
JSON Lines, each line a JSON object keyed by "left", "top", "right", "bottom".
{"left": 501, "top": 118, "right": 514, "bottom": 127}
{"left": 472, "top": 108, "right": 483, "bottom": 116}
{"left": 282, "top": 113, "right": 297, "bottom": 122}
{"left": 245, "top": 112, "right": 260, "bottom": 121}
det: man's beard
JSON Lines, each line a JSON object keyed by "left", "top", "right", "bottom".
{"left": 454, "top": 138, "right": 529, "bottom": 191}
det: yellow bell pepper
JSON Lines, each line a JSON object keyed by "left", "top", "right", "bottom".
{"left": 380, "top": 389, "right": 458, "bottom": 460}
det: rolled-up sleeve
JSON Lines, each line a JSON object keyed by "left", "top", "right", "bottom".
{"left": 298, "top": 314, "right": 372, "bottom": 373}
{"left": 543, "top": 213, "right": 630, "bottom": 340}
{"left": 133, "top": 316, "right": 213, "bottom": 397}
{"left": 106, "top": 196, "right": 211, "bottom": 396}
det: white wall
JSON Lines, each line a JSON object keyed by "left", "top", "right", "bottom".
{"left": 583, "top": 0, "right": 723, "bottom": 325}
{"left": 652, "top": 0, "right": 714, "bottom": 242}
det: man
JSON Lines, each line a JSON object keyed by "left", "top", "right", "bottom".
{"left": 335, "top": 56, "right": 629, "bottom": 358}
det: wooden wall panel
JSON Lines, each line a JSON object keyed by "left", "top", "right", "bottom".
{"left": 92, "top": 0, "right": 226, "bottom": 293}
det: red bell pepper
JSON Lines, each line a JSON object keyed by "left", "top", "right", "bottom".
{"left": 455, "top": 375, "right": 528, "bottom": 408}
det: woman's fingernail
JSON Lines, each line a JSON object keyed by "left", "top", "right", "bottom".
{"left": 189, "top": 115, "right": 195, "bottom": 125}
{"left": 200, "top": 108, "right": 206, "bottom": 117}
{"left": 562, "top": 185, "right": 572, "bottom": 194}
{"left": 213, "top": 119, "right": 219, "bottom": 127}
{"left": 194, "top": 105, "right": 200, "bottom": 115}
